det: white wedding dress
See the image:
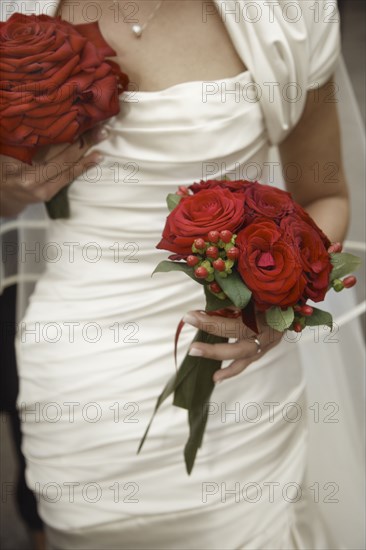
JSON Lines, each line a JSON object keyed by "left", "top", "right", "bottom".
{"left": 17, "top": 68, "right": 314, "bottom": 549}
{"left": 1, "top": 1, "right": 365, "bottom": 549}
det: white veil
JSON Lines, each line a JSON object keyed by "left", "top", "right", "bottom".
{"left": 0, "top": 1, "right": 365, "bottom": 548}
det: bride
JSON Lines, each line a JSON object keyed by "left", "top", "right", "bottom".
{"left": 1, "top": 1, "right": 364, "bottom": 549}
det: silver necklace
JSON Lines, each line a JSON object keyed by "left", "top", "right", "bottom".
{"left": 116, "top": 1, "right": 163, "bottom": 38}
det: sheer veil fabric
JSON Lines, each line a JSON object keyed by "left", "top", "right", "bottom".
{"left": 0, "top": 1, "right": 365, "bottom": 548}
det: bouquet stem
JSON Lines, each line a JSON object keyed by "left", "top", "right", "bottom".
{"left": 138, "top": 329, "right": 227, "bottom": 474}
{"left": 45, "top": 186, "right": 70, "bottom": 219}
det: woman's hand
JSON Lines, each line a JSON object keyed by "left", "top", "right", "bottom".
{"left": 0, "top": 126, "right": 108, "bottom": 217}
{"left": 183, "top": 308, "right": 283, "bottom": 383}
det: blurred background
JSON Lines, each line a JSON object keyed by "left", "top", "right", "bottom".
{"left": 1, "top": 1, "right": 365, "bottom": 548}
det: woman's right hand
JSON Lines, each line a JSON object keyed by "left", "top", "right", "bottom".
{"left": 0, "top": 126, "right": 108, "bottom": 217}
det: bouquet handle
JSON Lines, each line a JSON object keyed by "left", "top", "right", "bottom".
{"left": 45, "top": 185, "right": 70, "bottom": 219}
{"left": 138, "top": 329, "right": 227, "bottom": 474}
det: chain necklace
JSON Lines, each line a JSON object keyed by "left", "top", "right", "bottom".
{"left": 115, "top": 1, "right": 163, "bottom": 38}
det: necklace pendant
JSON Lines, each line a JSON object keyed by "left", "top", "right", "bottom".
{"left": 132, "top": 24, "right": 143, "bottom": 38}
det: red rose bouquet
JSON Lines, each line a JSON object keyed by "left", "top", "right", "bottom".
{"left": 0, "top": 13, "right": 129, "bottom": 218}
{"left": 138, "top": 179, "right": 361, "bottom": 474}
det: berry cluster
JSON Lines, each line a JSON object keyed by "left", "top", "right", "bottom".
{"left": 331, "top": 275, "right": 357, "bottom": 292}
{"left": 292, "top": 304, "right": 315, "bottom": 333}
{"left": 186, "top": 230, "right": 239, "bottom": 296}
{"left": 291, "top": 271, "right": 357, "bottom": 333}
{"left": 328, "top": 241, "right": 357, "bottom": 294}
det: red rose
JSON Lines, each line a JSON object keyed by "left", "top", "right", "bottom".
{"left": 157, "top": 187, "right": 245, "bottom": 255}
{"left": 236, "top": 219, "right": 306, "bottom": 310}
{"left": 188, "top": 179, "right": 254, "bottom": 197}
{"left": 281, "top": 215, "right": 332, "bottom": 302}
{"left": 244, "top": 182, "right": 295, "bottom": 222}
{"left": 0, "top": 13, "right": 129, "bottom": 163}
{"left": 294, "top": 203, "right": 331, "bottom": 249}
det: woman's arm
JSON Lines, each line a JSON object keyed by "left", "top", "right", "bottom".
{"left": 278, "top": 77, "right": 350, "bottom": 244}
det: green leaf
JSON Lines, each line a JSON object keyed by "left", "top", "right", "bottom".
{"left": 184, "top": 405, "right": 209, "bottom": 475}
{"left": 265, "top": 306, "right": 294, "bottom": 332}
{"left": 151, "top": 260, "right": 205, "bottom": 284}
{"left": 214, "top": 270, "right": 251, "bottom": 309}
{"left": 330, "top": 252, "right": 361, "bottom": 281}
{"left": 204, "top": 285, "right": 233, "bottom": 311}
{"left": 304, "top": 307, "right": 333, "bottom": 330}
{"left": 166, "top": 193, "right": 182, "bottom": 211}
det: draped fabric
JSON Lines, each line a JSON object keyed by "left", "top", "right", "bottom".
{"left": 1, "top": 2, "right": 365, "bottom": 548}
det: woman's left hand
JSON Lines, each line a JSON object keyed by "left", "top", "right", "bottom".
{"left": 183, "top": 309, "right": 283, "bottom": 383}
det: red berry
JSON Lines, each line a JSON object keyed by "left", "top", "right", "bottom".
{"left": 220, "top": 230, "right": 233, "bottom": 243}
{"left": 226, "top": 247, "right": 239, "bottom": 261}
{"left": 206, "top": 246, "right": 219, "bottom": 259}
{"left": 208, "top": 231, "right": 220, "bottom": 243}
{"left": 195, "top": 266, "right": 208, "bottom": 279}
{"left": 186, "top": 255, "right": 199, "bottom": 267}
{"left": 328, "top": 242, "right": 343, "bottom": 254}
{"left": 293, "top": 305, "right": 302, "bottom": 313}
{"left": 209, "top": 282, "right": 222, "bottom": 294}
{"left": 212, "top": 258, "right": 226, "bottom": 271}
{"left": 194, "top": 238, "right": 206, "bottom": 250}
{"left": 343, "top": 275, "right": 357, "bottom": 288}
{"left": 293, "top": 321, "right": 303, "bottom": 333}
{"left": 301, "top": 305, "right": 313, "bottom": 317}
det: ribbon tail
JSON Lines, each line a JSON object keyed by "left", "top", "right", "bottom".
{"left": 241, "top": 299, "right": 259, "bottom": 334}
{"left": 174, "top": 318, "right": 186, "bottom": 372}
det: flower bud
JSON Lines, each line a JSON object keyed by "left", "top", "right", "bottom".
{"left": 206, "top": 246, "right": 219, "bottom": 259}
{"left": 226, "top": 247, "right": 239, "bottom": 261}
{"left": 224, "top": 259, "right": 234, "bottom": 274}
{"left": 200, "top": 260, "right": 214, "bottom": 273}
{"left": 176, "top": 185, "right": 190, "bottom": 196}
{"left": 293, "top": 321, "right": 303, "bottom": 333}
{"left": 186, "top": 255, "right": 199, "bottom": 267}
{"left": 212, "top": 258, "right": 226, "bottom": 272}
{"left": 194, "top": 266, "right": 208, "bottom": 279}
{"left": 343, "top": 275, "right": 357, "bottom": 289}
{"left": 193, "top": 238, "right": 206, "bottom": 251}
{"left": 208, "top": 230, "right": 220, "bottom": 243}
{"left": 220, "top": 230, "right": 233, "bottom": 243}
{"left": 301, "top": 305, "right": 313, "bottom": 317}
{"left": 328, "top": 242, "right": 343, "bottom": 254}
{"left": 209, "top": 282, "right": 222, "bottom": 294}
{"left": 332, "top": 279, "right": 344, "bottom": 292}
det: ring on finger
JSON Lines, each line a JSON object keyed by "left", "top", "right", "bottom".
{"left": 248, "top": 334, "right": 262, "bottom": 354}
{"left": 233, "top": 334, "right": 262, "bottom": 354}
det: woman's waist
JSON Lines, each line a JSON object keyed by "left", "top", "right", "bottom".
{"left": 69, "top": 132, "right": 269, "bottom": 196}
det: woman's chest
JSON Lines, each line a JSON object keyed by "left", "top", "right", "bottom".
{"left": 56, "top": 0, "right": 247, "bottom": 91}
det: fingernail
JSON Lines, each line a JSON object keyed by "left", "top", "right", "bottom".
{"left": 96, "top": 127, "right": 109, "bottom": 141}
{"left": 94, "top": 153, "right": 104, "bottom": 164}
{"left": 188, "top": 347, "right": 203, "bottom": 357}
{"left": 215, "top": 379, "right": 222, "bottom": 384}
{"left": 183, "top": 314, "right": 198, "bottom": 327}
